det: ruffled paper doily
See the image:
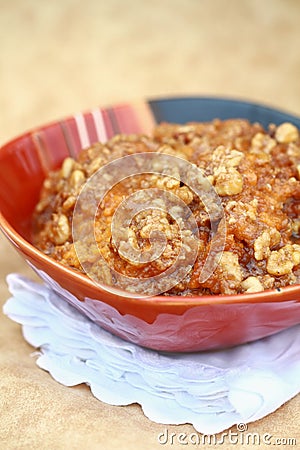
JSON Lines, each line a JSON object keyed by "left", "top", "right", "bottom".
{"left": 3, "top": 273, "right": 300, "bottom": 434}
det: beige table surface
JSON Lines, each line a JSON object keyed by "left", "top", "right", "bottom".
{"left": 1, "top": 1, "right": 300, "bottom": 449}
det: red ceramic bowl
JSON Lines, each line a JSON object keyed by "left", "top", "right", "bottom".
{"left": 1, "top": 96, "right": 300, "bottom": 352}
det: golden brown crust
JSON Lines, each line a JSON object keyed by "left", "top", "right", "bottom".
{"left": 32, "top": 119, "right": 300, "bottom": 296}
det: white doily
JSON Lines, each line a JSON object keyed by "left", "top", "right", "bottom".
{"left": 3, "top": 273, "right": 300, "bottom": 434}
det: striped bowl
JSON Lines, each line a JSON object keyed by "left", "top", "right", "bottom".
{"left": 1, "top": 96, "right": 300, "bottom": 352}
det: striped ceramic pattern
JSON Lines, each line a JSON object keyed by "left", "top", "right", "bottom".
{"left": 32, "top": 102, "right": 156, "bottom": 173}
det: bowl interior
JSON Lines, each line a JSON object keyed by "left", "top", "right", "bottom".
{"left": 2, "top": 97, "right": 300, "bottom": 239}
